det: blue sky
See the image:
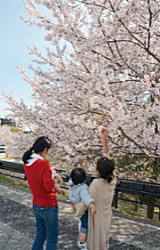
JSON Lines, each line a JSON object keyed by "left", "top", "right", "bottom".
{"left": 0, "top": 0, "right": 45, "bottom": 116}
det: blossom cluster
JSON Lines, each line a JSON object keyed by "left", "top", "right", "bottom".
{"left": 2, "top": 0, "right": 160, "bottom": 171}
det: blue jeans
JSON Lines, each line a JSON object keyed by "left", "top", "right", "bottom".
{"left": 80, "top": 210, "right": 88, "bottom": 234}
{"left": 32, "top": 205, "right": 58, "bottom": 250}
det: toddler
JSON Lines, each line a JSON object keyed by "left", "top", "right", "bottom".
{"left": 69, "top": 168, "right": 96, "bottom": 250}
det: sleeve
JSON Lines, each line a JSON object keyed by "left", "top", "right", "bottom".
{"left": 41, "top": 160, "right": 55, "bottom": 192}
{"left": 69, "top": 188, "right": 76, "bottom": 203}
{"left": 79, "top": 184, "right": 94, "bottom": 206}
{"left": 89, "top": 180, "right": 97, "bottom": 200}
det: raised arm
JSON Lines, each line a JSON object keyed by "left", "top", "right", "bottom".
{"left": 101, "top": 128, "right": 110, "bottom": 156}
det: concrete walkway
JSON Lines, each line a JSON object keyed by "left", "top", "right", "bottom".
{"left": 0, "top": 183, "right": 160, "bottom": 250}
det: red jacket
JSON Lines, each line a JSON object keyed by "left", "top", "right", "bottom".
{"left": 24, "top": 159, "right": 57, "bottom": 207}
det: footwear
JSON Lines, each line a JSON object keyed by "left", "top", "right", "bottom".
{"left": 77, "top": 241, "right": 88, "bottom": 250}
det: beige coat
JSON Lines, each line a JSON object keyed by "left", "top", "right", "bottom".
{"left": 87, "top": 178, "right": 116, "bottom": 250}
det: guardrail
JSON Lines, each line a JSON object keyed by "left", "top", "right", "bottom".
{"left": 0, "top": 145, "right": 5, "bottom": 154}
{"left": 114, "top": 179, "right": 160, "bottom": 219}
{"left": 0, "top": 160, "right": 70, "bottom": 181}
{"left": 0, "top": 160, "right": 160, "bottom": 219}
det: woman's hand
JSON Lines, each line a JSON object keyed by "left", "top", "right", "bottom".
{"left": 89, "top": 203, "right": 96, "bottom": 215}
{"left": 101, "top": 128, "right": 109, "bottom": 136}
{"left": 55, "top": 184, "right": 62, "bottom": 194}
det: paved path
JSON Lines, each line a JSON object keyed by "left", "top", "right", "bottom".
{"left": 0, "top": 183, "right": 160, "bottom": 250}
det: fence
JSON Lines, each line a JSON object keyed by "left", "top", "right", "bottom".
{"left": 0, "top": 160, "right": 160, "bottom": 219}
{"left": 115, "top": 179, "right": 160, "bottom": 219}
{"left": 0, "top": 145, "right": 5, "bottom": 154}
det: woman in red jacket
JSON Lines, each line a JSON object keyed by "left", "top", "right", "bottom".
{"left": 23, "top": 136, "right": 59, "bottom": 250}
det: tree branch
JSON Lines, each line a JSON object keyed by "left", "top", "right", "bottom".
{"left": 147, "top": 0, "right": 153, "bottom": 50}
{"left": 118, "top": 127, "right": 148, "bottom": 155}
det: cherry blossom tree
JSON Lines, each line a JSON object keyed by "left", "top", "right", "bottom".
{"left": 2, "top": 0, "right": 160, "bottom": 177}
{"left": 0, "top": 125, "right": 33, "bottom": 159}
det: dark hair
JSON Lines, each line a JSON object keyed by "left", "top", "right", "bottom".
{"left": 70, "top": 168, "right": 86, "bottom": 185}
{"left": 22, "top": 136, "right": 52, "bottom": 164}
{"left": 96, "top": 157, "right": 115, "bottom": 183}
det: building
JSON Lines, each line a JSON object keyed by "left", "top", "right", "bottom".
{"left": 0, "top": 118, "right": 16, "bottom": 127}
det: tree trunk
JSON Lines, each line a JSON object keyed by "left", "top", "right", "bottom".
{"left": 146, "top": 158, "right": 160, "bottom": 219}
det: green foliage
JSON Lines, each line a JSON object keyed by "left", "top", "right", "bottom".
{"left": 117, "top": 157, "right": 137, "bottom": 168}
{"left": 0, "top": 174, "right": 29, "bottom": 191}
{"left": 116, "top": 156, "right": 160, "bottom": 182}
{"left": 0, "top": 175, "right": 15, "bottom": 185}
{"left": 10, "top": 127, "right": 20, "bottom": 133}
{"left": 115, "top": 193, "right": 160, "bottom": 225}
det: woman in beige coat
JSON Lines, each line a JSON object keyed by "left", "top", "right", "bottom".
{"left": 87, "top": 129, "right": 116, "bottom": 250}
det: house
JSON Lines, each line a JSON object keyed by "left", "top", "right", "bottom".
{"left": 0, "top": 118, "right": 16, "bottom": 127}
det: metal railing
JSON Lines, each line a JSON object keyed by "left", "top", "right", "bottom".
{"left": 114, "top": 179, "right": 160, "bottom": 220}
{"left": 0, "top": 145, "right": 5, "bottom": 154}
{"left": 0, "top": 160, "right": 160, "bottom": 219}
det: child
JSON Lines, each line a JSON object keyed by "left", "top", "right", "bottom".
{"left": 87, "top": 128, "right": 117, "bottom": 250}
{"left": 69, "top": 168, "right": 96, "bottom": 250}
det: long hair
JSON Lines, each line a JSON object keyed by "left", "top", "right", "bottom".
{"left": 96, "top": 157, "right": 115, "bottom": 183}
{"left": 22, "top": 136, "right": 52, "bottom": 164}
